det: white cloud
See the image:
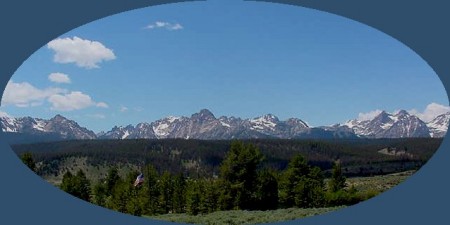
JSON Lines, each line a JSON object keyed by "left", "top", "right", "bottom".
{"left": 1, "top": 80, "right": 66, "bottom": 107}
{"left": 357, "top": 109, "right": 383, "bottom": 121}
{"left": 48, "top": 72, "right": 71, "bottom": 84}
{"left": 96, "top": 102, "right": 109, "bottom": 108}
{"left": 144, "top": 21, "right": 183, "bottom": 31}
{"left": 408, "top": 102, "right": 450, "bottom": 122}
{"left": 47, "top": 36, "right": 116, "bottom": 69}
{"left": 48, "top": 91, "right": 107, "bottom": 111}
{"left": 169, "top": 23, "right": 183, "bottom": 31}
{"left": 120, "top": 106, "right": 128, "bottom": 112}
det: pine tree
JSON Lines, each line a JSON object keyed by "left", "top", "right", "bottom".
{"left": 279, "top": 154, "right": 325, "bottom": 208}
{"left": 328, "top": 161, "right": 346, "bottom": 192}
{"left": 60, "top": 170, "right": 91, "bottom": 202}
{"left": 105, "top": 167, "right": 120, "bottom": 193}
{"left": 74, "top": 170, "right": 91, "bottom": 202}
{"left": 186, "top": 180, "right": 202, "bottom": 215}
{"left": 171, "top": 173, "right": 186, "bottom": 213}
{"left": 256, "top": 169, "right": 279, "bottom": 210}
{"left": 219, "top": 141, "right": 264, "bottom": 210}
{"left": 92, "top": 181, "right": 108, "bottom": 207}
{"left": 159, "top": 171, "right": 174, "bottom": 213}
{"left": 20, "top": 152, "right": 36, "bottom": 172}
{"left": 60, "top": 171, "right": 75, "bottom": 194}
{"left": 203, "top": 179, "right": 220, "bottom": 213}
{"left": 141, "top": 164, "right": 160, "bottom": 215}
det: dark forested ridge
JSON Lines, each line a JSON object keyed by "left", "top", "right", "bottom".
{"left": 12, "top": 138, "right": 442, "bottom": 178}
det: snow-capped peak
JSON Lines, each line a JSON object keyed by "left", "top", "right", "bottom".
{"left": 427, "top": 112, "right": 450, "bottom": 137}
{"left": 250, "top": 114, "right": 279, "bottom": 130}
{"left": 167, "top": 116, "right": 180, "bottom": 123}
{"left": 343, "top": 119, "right": 359, "bottom": 129}
{"left": 1, "top": 114, "right": 96, "bottom": 139}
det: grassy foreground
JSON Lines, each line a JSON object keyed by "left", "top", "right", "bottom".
{"left": 345, "top": 170, "right": 413, "bottom": 193}
{"left": 145, "top": 207, "right": 344, "bottom": 225}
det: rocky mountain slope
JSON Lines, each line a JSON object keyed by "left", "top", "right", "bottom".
{"left": 341, "top": 110, "right": 432, "bottom": 138}
{"left": 1, "top": 109, "right": 448, "bottom": 143}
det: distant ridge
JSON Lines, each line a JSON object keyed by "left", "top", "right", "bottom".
{"left": 1, "top": 109, "right": 448, "bottom": 144}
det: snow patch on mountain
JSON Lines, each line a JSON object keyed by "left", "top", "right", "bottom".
{"left": 250, "top": 114, "right": 278, "bottom": 131}
{"left": 427, "top": 112, "right": 450, "bottom": 137}
{"left": 220, "top": 121, "right": 231, "bottom": 128}
{"left": 153, "top": 123, "right": 170, "bottom": 137}
{"left": 122, "top": 130, "right": 130, "bottom": 139}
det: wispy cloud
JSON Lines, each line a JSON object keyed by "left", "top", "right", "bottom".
{"left": 120, "top": 106, "right": 129, "bottom": 112}
{"left": 87, "top": 114, "right": 106, "bottom": 119}
{"left": 47, "top": 36, "right": 116, "bottom": 69}
{"left": 144, "top": 21, "right": 183, "bottom": 31}
{"left": 96, "top": 102, "right": 109, "bottom": 108}
{"left": 48, "top": 72, "right": 71, "bottom": 84}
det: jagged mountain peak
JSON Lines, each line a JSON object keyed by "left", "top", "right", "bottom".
{"left": 427, "top": 112, "right": 450, "bottom": 137}
{"left": 339, "top": 110, "right": 431, "bottom": 138}
{"left": 396, "top": 110, "right": 409, "bottom": 116}
{"left": 192, "top": 109, "right": 216, "bottom": 120}
{"left": 286, "top": 118, "right": 309, "bottom": 128}
{"left": 1, "top": 114, "right": 96, "bottom": 140}
{"left": 51, "top": 114, "right": 68, "bottom": 121}
{"left": 261, "top": 114, "right": 279, "bottom": 121}
{"left": 373, "top": 110, "right": 391, "bottom": 121}
{"left": 250, "top": 114, "right": 279, "bottom": 131}
{"left": 136, "top": 122, "right": 151, "bottom": 128}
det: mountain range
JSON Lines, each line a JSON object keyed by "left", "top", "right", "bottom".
{"left": 1, "top": 109, "right": 448, "bottom": 144}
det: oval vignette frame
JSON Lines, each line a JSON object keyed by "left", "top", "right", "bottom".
{"left": 0, "top": 1, "right": 449, "bottom": 225}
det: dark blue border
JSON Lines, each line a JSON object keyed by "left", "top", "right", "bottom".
{"left": 1, "top": 1, "right": 449, "bottom": 225}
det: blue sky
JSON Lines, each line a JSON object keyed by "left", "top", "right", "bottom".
{"left": 1, "top": 0, "right": 449, "bottom": 132}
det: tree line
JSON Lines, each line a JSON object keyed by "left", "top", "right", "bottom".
{"left": 21, "top": 141, "right": 379, "bottom": 216}
{"left": 14, "top": 137, "right": 441, "bottom": 179}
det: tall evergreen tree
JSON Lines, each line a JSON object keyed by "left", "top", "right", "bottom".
{"left": 105, "top": 167, "right": 120, "bottom": 193}
{"left": 159, "top": 171, "right": 174, "bottom": 213}
{"left": 60, "top": 171, "right": 76, "bottom": 195}
{"left": 73, "top": 170, "right": 91, "bottom": 202}
{"left": 172, "top": 173, "right": 186, "bottom": 213}
{"left": 219, "top": 141, "right": 264, "bottom": 210}
{"left": 279, "top": 154, "right": 325, "bottom": 208}
{"left": 256, "top": 169, "right": 279, "bottom": 210}
{"left": 60, "top": 170, "right": 91, "bottom": 202}
{"left": 107, "top": 171, "right": 137, "bottom": 213}
{"left": 141, "top": 164, "right": 160, "bottom": 215}
{"left": 328, "top": 161, "right": 346, "bottom": 192}
{"left": 186, "top": 180, "right": 202, "bottom": 215}
{"left": 203, "top": 179, "right": 220, "bottom": 213}
{"left": 92, "top": 181, "right": 108, "bottom": 207}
